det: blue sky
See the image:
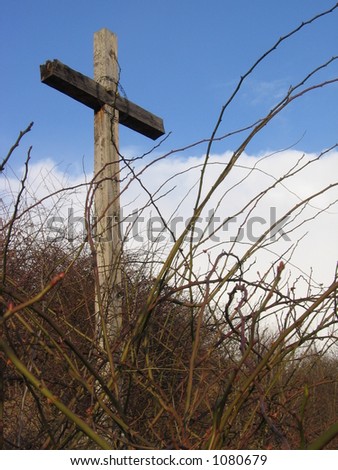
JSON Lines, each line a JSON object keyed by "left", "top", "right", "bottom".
{"left": 1, "top": 1, "right": 337, "bottom": 285}
{"left": 1, "top": 0, "right": 337, "bottom": 175}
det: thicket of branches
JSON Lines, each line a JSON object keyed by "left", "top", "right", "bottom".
{"left": 1, "top": 5, "right": 338, "bottom": 449}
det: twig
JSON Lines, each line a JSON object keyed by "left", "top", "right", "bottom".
{"left": 0, "top": 122, "right": 33, "bottom": 173}
{"left": 2, "top": 146, "right": 32, "bottom": 285}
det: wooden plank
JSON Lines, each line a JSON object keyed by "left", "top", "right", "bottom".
{"left": 94, "top": 28, "right": 122, "bottom": 338}
{"left": 40, "top": 59, "right": 165, "bottom": 140}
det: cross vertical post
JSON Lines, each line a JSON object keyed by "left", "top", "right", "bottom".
{"left": 40, "top": 29, "right": 165, "bottom": 342}
{"left": 93, "top": 29, "right": 122, "bottom": 339}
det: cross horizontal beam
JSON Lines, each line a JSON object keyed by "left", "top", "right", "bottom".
{"left": 40, "top": 60, "right": 165, "bottom": 140}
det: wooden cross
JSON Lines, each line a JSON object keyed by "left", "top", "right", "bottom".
{"left": 40, "top": 29, "right": 165, "bottom": 339}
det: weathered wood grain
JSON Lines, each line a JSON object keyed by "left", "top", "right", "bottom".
{"left": 40, "top": 59, "right": 165, "bottom": 140}
{"left": 93, "top": 28, "right": 122, "bottom": 338}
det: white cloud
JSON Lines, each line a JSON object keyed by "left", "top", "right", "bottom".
{"left": 123, "top": 148, "right": 338, "bottom": 286}
{"left": 1, "top": 148, "right": 337, "bottom": 288}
